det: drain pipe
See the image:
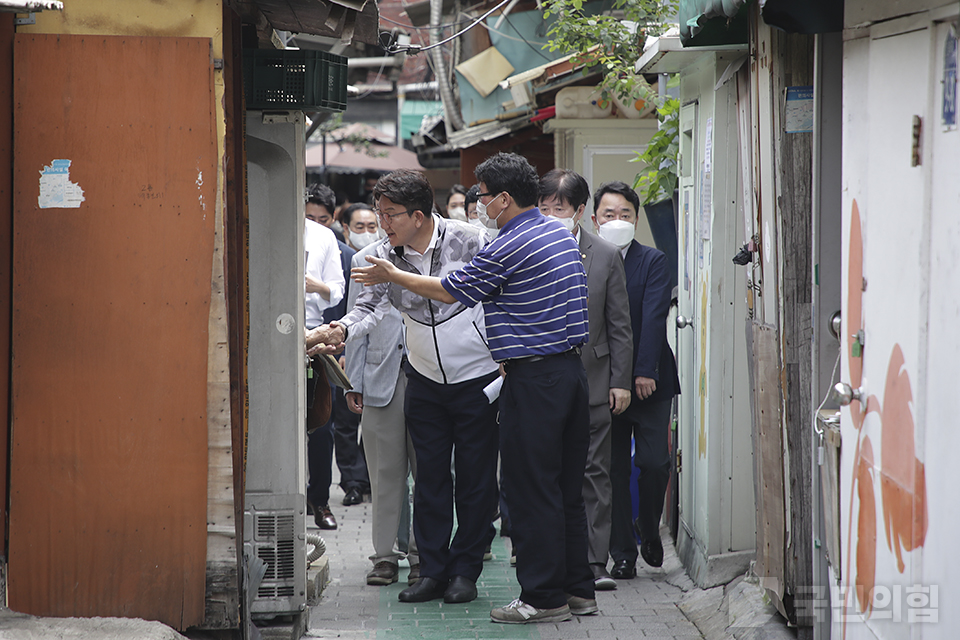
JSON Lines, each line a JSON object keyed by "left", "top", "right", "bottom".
{"left": 306, "top": 533, "right": 326, "bottom": 564}
{"left": 431, "top": 0, "right": 465, "bottom": 135}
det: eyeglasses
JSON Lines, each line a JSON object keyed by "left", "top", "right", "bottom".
{"left": 476, "top": 192, "right": 499, "bottom": 198}
{"left": 374, "top": 209, "right": 411, "bottom": 223}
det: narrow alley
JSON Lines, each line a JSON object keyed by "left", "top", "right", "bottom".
{"left": 299, "top": 484, "right": 706, "bottom": 640}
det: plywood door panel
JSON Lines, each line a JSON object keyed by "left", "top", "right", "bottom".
{"left": 10, "top": 34, "right": 215, "bottom": 628}
{"left": 0, "top": 14, "right": 15, "bottom": 552}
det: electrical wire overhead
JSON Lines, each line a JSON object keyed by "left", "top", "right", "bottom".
{"left": 380, "top": 0, "right": 514, "bottom": 54}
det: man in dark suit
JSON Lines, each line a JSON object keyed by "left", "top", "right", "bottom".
{"left": 592, "top": 181, "right": 680, "bottom": 577}
{"left": 538, "top": 170, "right": 634, "bottom": 591}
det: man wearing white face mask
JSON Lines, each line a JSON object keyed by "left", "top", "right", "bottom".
{"left": 462, "top": 184, "right": 495, "bottom": 239}
{"left": 591, "top": 181, "right": 680, "bottom": 579}
{"left": 539, "top": 169, "right": 633, "bottom": 593}
{"left": 342, "top": 203, "right": 382, "bottom": 251}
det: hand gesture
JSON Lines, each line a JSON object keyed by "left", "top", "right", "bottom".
{"left": 352, "top": 255, "right": 400, "bottom": 287}
{"left": 305, "top": 323, "right": 345, "bottom": 355}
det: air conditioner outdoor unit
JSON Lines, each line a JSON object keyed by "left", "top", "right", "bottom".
{"left": 244, "top": 110, "right": 308, "bottom": 619}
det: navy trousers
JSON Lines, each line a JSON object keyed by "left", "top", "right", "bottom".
{"left": 332, "top": 387, "right": 370, "bottom": 493}
{"left": 500, "top": 351, "right": 594, "bottom": 609}
{"left": 403, "top": 365, "right": 500, "bottom": 582}
{"left": 307, "top": 387, "right": 335, "bottom": 508}
{"left": 609, "top": 397, "right": 672, "bottom": 564}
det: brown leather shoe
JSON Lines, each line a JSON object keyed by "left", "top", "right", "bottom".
{"left": 316, "top": 504, "right": 337, "bottom": 530}
{"left": 407, "top": 563, "right": 421, "bottom": 585}
{"left": 366, "top": 561, "right": 399, "bottom": 585}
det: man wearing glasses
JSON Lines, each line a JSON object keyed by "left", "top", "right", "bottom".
{"left": 349, "top": 153, "right": 596, "bottom": 625}
{"left": 307, "top": 169, "right": 498, "bottom": 605}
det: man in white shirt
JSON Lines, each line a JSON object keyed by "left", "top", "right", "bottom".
{"left": 308, "top": 170, "right": 499, "bottom": 606}
{"left": 303, "top": 187, "right": 345, "bottom": 531}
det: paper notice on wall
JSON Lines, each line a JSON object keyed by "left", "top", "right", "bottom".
{"left": 699, "top": 164, "right": 711, "bottom": 242}
{"left": 785, "top": 86, "right": 814, "bottom": 133}
{"left": 943, "top": 23, "right": 957, "bottom": 129}
{"left": 38, "top": 159, "right": 85, "bottom": 209}
{"left": 704, "top": 117, "right": 713, "bottom": 173}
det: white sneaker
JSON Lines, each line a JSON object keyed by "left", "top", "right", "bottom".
{"left": 490, "top": 598, "right": 572, "bottom": 624}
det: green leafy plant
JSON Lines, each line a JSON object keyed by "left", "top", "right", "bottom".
{"left": 542, "top": 0, "right": 679, "bottom": 205}
{"left": 542, "top": 0, "right": 675, "bottom": 105}
{"left": 632, "top": 95, "right": 679, "bottom": 205}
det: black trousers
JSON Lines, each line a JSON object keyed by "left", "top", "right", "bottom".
{"left": 332, "top": 387, "right": 370, "bottom": 493}
{"left": 500, "top": 351, "right": 594, "bottom": 609}
{"left": 609, "top": 397, "right": 672, "bottom": 564}
{"left": 404, "top": 366, "right": 500, "bottom": 582}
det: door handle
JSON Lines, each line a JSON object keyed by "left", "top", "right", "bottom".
{"left": 676, "top": 315, "right": 694, "bottom": 329}
{"left": 832, "top": 382, "right": 864, "bottom": 406}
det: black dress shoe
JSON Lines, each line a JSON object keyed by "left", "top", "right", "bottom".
{"left": 443, "top": 576, "right": 477, "bottom": 603}
{"left": 316, "top": 504, "right": 337, "bottom": 530}
{"left": 342, "top": 487, "right": 363, "bottom": 506}
{"left": 398, "top": 577, "right": 447, "bottom": 603}
{"left": 610, "top": 559, "right": 636, "bottom": 580}
{"left": 640, "top": 539, "right": 664, "bottom": 568}
{"left": 590, "top": 563, "right": 617, "bottom": 591}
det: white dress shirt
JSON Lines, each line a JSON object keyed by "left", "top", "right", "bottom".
{"left": 304, "top": 219, "right": 344, "bottom": 329}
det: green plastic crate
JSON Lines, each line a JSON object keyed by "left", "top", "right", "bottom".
{"left": 243, "top": 49, "right": 347, "bottom": 112}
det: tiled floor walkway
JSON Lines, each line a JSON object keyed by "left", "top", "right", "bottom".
{"left": 305, "top": 485, "right": 705, "bottom": 640}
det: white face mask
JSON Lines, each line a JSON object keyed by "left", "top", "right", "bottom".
{"left": 350, "top": 230, "right": 380, "bottom": 249}
{"left": 549, "top": 215, "right": 579, "bottom": 233}
{"left": 476, "top": 193, "right": 504, "bottom": 229}
{"left": 447, "top": 206, "right": 467, "bottom": 222}
{"left": 470, "top": 217, "right": 498, "bottom": 238}
{"left": 597, "top": 219, "right": 636, "bottom": 249}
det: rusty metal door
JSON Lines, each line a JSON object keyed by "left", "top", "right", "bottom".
{"left": 10, "top": 34, "right": 215, "bottom": 628}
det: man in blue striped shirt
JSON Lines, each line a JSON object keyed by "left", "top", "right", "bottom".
{"left": 353, "top": 152, "right": 596, "bottom": 624}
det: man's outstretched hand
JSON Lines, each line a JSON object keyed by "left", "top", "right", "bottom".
{"left": 305, "top": 323, "right": 345, "bottom": 356}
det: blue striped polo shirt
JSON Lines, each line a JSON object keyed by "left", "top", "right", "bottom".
{"left": 441, "top": 208, "right": 589, "bottom": 362}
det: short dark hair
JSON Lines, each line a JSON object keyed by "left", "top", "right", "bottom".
{"left": 306, "top": 183, "right": 336, "bottom": 213}
{"left": 372, "top": 169, "right": 435, "bottom": 218}
{"left": 340, "top": 202, "right": 374, "bottom": 227}
{"left": 465, "top": 184, "right": 480, "bottom": 206}
{"left": 474, "top": 152, "right": 539, "bottom": 208}
{"left": 592, "top": 181, "right": 640, "bottom": 215}
{"left": 445, "top": 184, "right": 467, "bottom": 206}
{"left": 539, "top": 169, "right": 590, "bottom": 210}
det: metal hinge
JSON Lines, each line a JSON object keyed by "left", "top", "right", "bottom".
{"left": 676, "top": 449, "right": 682, "bottom": 474}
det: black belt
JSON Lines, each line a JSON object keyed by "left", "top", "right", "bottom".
{"left": 503, "top": 346, "right": 581, "bottom": 368}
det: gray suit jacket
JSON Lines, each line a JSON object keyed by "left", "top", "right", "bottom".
{"left": 344, "top": 242, "right": 405, "bottom": 408}
{"left": 579, "top": 230, "right": 634, "bottom": 406}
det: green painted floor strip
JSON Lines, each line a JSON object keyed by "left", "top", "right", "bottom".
{"left": 376, "top": 530, "right": 540, "bottom": 639}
